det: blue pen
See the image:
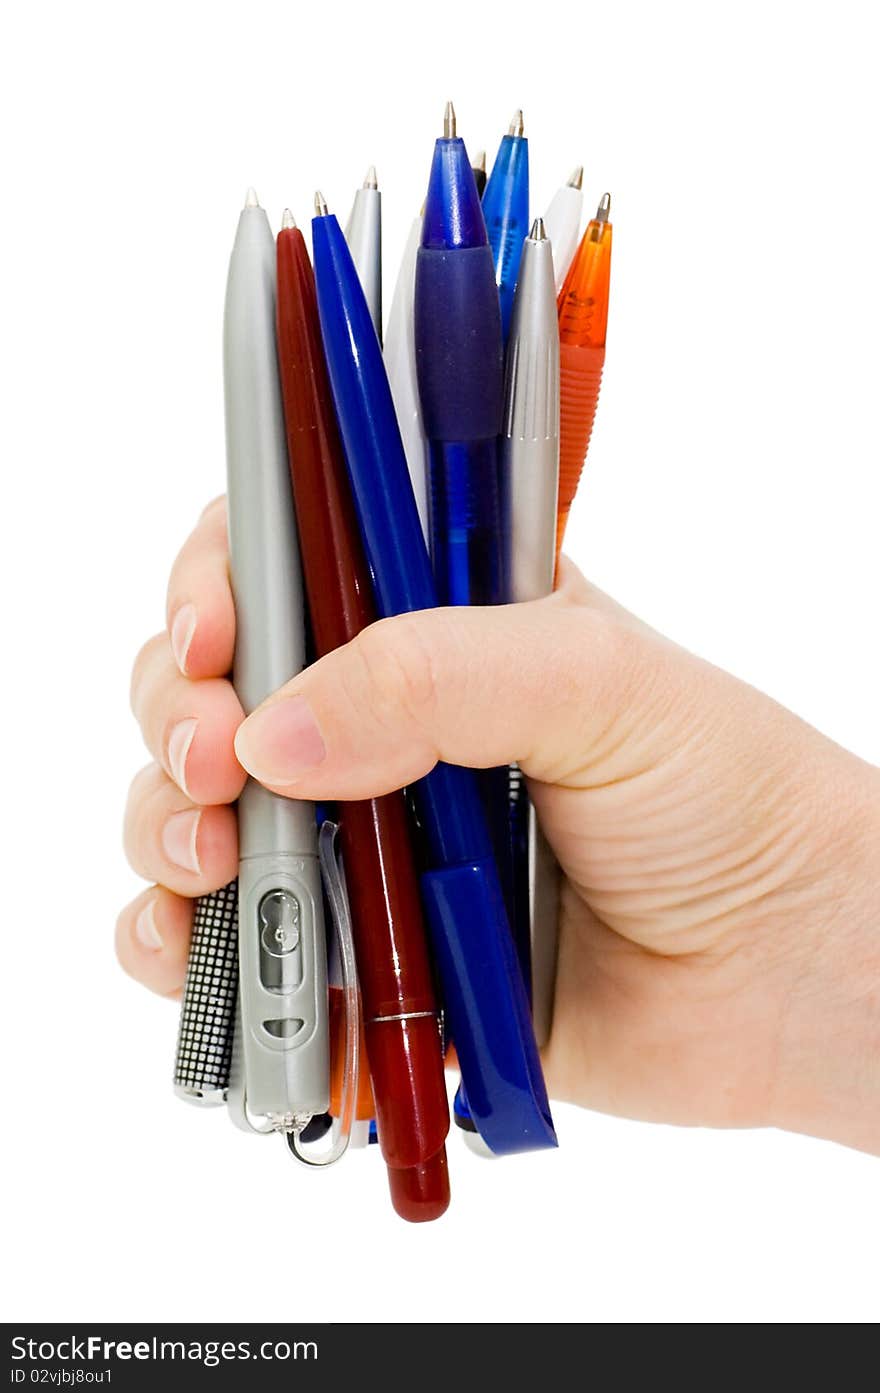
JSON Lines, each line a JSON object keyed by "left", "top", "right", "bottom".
{"left": 311, "top": 193, "right": 556, "bottom": 1157}
{"left": 482, "top": 108, "right": 530, "bottom": 341}
{"left": 414, "top": 103, "right": 529, "bottom": 1132}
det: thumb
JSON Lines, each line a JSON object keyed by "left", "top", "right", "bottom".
{"left": 233, "top": 570, "right": 654, "bottom": 802}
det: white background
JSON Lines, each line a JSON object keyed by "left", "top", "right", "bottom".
{"left": 2, "top": 0, "right": 878, "bottom": 1325}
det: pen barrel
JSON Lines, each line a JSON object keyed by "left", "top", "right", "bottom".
{"left": 543, "top": 184, "right": 583, "bottom": 293}
{"left": 385, "top": 217, "right": 429, "bottom": 542}
{"left": 365, "top": 1017, "right": 448, "bottom": 1169}
{"left": 427, "top": 438, "right": 504, "bottom": 606}
{"left": 345, "top": 187, "right": 383, "bottom": 343}
{"left": 504, "top": 435, "right": 559, "bottom": 602}
{"left": 173, "top": 879, "right": 239, "bottom": 1103}
{"left": 557, "top": 340, "right": 605, "bottom": 556}
{"left": 224, "top": 205, "right": 328, "bottom": 1120}
{"left": 482, "top": 134, "right": 529, "bottom": 339}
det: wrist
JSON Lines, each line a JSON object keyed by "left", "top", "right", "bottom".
{"left": 770, "top": 756, "right": 880, "bottom": 1153}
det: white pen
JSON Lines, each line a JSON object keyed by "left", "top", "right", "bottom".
{"left": 543, "top": 165, "right": 584, "bottom": 293}
{"left": 384, "top": 212, "right": 429, "bottom": 541}
{"left": 344, "top": 164, "right": 382, "bottom": 343}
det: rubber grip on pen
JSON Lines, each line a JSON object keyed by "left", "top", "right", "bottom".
{"left": 556, "top": 341, "right": 605, "bottom": 561}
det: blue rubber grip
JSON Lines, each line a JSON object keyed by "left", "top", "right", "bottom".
{"left": 415, "top": 246, "right": 504, "bottom": 441}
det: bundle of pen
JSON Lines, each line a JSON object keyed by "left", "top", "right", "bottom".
{"left": 172, "top": 103, "right": 613, "bottom": 1222}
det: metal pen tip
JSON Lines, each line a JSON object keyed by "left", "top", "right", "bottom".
{"left": 567, "top": 165, "right": 584, "bottom": 191}
{"left": 596, "top": 192, "right": 611, "bottom": 222}
{"left": 473, "top": 149, "right": 486, "bottom": 172}
{"left": 281, "top": 208, "right": 296, "bottom": 230}
{"left": 314, "top": 190, "right": 329, "bottom": 217}
{"left": 529, "top": 217, "right": 547, "bottom": 241}
{"left": 508, "top": 108, "right": 524, "bottom": 137}
{"left": 443, "top": 101, "right": 456, "bottom": 139}
{"left": 244, "top": 186, "right": 260, "bottom": 209}
{"left": 363, "top": 164, "right": 378, "bottom": 190}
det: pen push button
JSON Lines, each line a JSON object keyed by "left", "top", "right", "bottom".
{"left": 258, "top": 889, "right": 304, "bottom": 991}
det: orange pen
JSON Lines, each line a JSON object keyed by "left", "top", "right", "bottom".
{"left": 556, "top": 192, "right": 612, "bottom": 561}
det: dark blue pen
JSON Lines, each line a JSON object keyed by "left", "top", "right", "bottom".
{"left": 482, "top": 108, "right": 530, "bottom": 341}
{"left": 414, "top": 104, "right": 529, "bottom": 1132}
{"left": 311, "top": 193, "right": 556, "bottom": 1158}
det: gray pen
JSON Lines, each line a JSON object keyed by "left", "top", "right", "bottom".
{"left": 344, "top": 165, "right": 382, "bottom": 343}
{"left": 502, "top": 218, "right": 561, "bottom": 1048}
{"left": 224, "top": 188, "right": 329, "bottom": 1130}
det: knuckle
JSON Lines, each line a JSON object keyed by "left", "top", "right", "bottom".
{"left": 350, "top": 616, "right": 439, "bottom": 729}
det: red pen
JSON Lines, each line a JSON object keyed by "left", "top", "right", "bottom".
{"left": 276, "top": 210, "right": 450, "bottom": 1222}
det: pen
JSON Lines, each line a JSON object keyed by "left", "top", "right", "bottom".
{"left": 344, "top": 165, "right": 382, "bottom": 344}
{"left": 502, "top": 217, "right": 561, "bottom": 1049}
{"left": 472, "top": 148, "right": 487, "bottom": 197}
{"left": 556, "top": 192, "right": 612, "bottom": 558}
{"left": 415, "top": 103, "right": 522, "bottom": 1131}
{"left": 225, "top": 189, "right": 329, "bottom": 1130}
{"left": 384, "top": 212, "right": 429, "bottom": 542}
{"left": 543, "top": 165, "right": 584, "bottom": 293}
{"left": 482, "top": 108, "right": 529, "bottom": 340}
{"left": 276, "top": 210, "right": 450, "bottom": 1219}
{"left": 311, "top": 193, "right": 556, "bottom": 1156}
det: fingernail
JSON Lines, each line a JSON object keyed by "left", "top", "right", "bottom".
{"left": 170, "top": 604, "right": 197, "bottom": 674}
{"left": 162, "top": 808, "right": 202, "bottom": 874}
{"left": 235, "top": 695, "right": 326, "bottom": 785}
{"left": 167, "top": 717, "right": 198, "bottom": 796}
{"left": 135, "top": 899, "right": 163, "bottom": 952}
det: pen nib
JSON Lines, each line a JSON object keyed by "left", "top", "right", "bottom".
{"left": 443, "top": 100, "right": 456, "bottom": 139}
{"left": 529, "top": 216, "right": 547, "bottom": 241}
{"left": 363, "top": 164, "right": 378, "bottom": 190}
{"left": 567, "top": 165, "right": 584, "bottom": 191}
{"left": 314, "top": 190, "right": 329, "bottom": 217}
{"left": 473, "top": 149, "right": 486, "bottom": 172}
{"left": 244, "top": 186, "right": 260, "bottom": 209}
{"left": 508, "top": 108, "right": 524, "bottom": 137}
{"left": 596, "top": 192, "right": 611, "bottom": 222}
{"left": 281, "top": 207, "right": 296, "bottom": 230}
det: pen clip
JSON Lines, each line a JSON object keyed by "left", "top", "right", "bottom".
{"left": 287, "top": 820, "right": 361, "bottom": 1167}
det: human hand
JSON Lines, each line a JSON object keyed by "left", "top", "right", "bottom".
{"left": 119, "top": 498, "right": 880, "bottom": 1154}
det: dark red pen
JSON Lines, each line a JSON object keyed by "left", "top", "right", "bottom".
{"left": 276, "top": 210, "right": 450, "bottom": 1222}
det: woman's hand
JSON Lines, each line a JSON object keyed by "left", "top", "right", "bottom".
{"left": 119, "top": 498, "right": 880, "bottom": 1154}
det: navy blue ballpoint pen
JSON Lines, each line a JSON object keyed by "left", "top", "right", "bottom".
{"left": 311, "top": 193, "right": 556, "bottom": 1157}
{"left": 414, "top": 101, "right": 506, "bottom": 610}
{"left": 482, "top": 108, "right": 530, "bottom": 341}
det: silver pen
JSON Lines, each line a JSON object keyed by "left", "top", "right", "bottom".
{"left": 344, "top": 165, "right": 382, "bottom": 343}
{"left": 224, "top": 188, "right": 329, "bottom": 1130}
{"left": 502, "top": 217, "right": 561, "bottom": 1048}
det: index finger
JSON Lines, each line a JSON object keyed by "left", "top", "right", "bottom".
{"left": 165, "top": 496, "right": 235, "bottom": 679}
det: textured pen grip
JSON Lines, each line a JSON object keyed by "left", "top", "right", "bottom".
{"left": 173, "top": 881, "right": 239, "bottom": 1103}
{"left": 556, "top": 341, "right": 605, "bottom": 558}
